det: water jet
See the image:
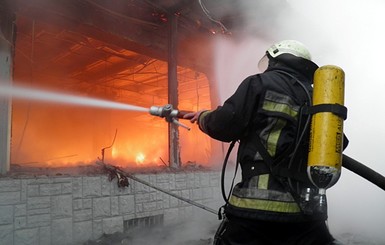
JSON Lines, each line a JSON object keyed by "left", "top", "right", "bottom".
{"left": 0, "top": 82, "right": 148, "bottom": 112}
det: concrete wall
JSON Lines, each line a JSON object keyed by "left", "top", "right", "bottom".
{"left": 0, "top": 171, "right": 221, "bottom": 245}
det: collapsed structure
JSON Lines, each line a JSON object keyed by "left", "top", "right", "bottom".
{"left": 0, "top": 1, "right": 291, "bottom": 244}
{"left": 0, "top": 1, "right": 234, "bottom": 244}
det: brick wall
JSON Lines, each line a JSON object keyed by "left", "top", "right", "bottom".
{"left": 0, "top": 171, "right": 221, "bottom": 245}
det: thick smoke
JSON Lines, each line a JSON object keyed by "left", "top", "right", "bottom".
{"left": 211, "top": 0, "right": 385, "bottom": 243}
{"left": 124, "top": 209, "right": 220, "bottom": 245}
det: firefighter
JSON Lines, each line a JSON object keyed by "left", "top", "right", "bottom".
{"left": 184, "top": 40, "right": 342, "bottom": 245}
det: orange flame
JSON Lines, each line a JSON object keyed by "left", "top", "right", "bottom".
{"left": 10, "top": 100, "right": 213, "bottom": 168}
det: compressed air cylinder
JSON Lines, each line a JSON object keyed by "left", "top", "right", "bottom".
{"left": 308, "top": 65, "right": 345, "bottom": 190}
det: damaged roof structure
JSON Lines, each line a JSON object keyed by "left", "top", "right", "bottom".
{"left": 0, "top": 0, "right": 288, "bottom": 174}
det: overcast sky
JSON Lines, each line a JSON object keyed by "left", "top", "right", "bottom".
{"left": 212, "top": 0, "right": 385, "bottom": 241}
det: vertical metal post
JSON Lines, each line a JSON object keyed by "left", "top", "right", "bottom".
{"left": 168, "top": 13, "right": 181, "bottom": 168}
{"left": 0, "top": 6, "right": 15, "bottom": 174}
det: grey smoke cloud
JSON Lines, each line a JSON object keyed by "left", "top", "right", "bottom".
{"left": 212, "top": 0, "right": 385, "bottom": 242}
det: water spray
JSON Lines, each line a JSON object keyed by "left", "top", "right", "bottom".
{"left": 0, "top": 83, "right": 148, "bottom": 112}
{"left": 0, "top": 83, "right": 195, "bottom": 131}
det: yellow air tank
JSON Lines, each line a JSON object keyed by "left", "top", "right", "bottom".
{"left": 307, "top": 65, "right": 346, "bottom": 212}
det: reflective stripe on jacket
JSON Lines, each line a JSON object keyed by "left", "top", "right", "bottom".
{"left": 198, "top": 64, "right": 321, "bottom": 222}
{"left": 228, "top": 86, "right": 305, "bottom": 220}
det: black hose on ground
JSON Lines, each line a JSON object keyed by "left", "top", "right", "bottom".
{"left": 96, "top": 161, "right": 218, "bottom": 215}
{"left": 342, "top": 154, "right": 385, "bottom": 191}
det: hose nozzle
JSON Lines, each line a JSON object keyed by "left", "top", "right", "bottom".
{"left": 149, "top": 104, "right": 192, "bottom": 130}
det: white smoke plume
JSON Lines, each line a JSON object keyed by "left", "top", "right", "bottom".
{"left": 212, "top": 0, "right": 385, "bottom": 243}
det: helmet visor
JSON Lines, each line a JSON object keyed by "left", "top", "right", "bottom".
{"left": 258, "top": 54, "right": 269, "bottom": 72}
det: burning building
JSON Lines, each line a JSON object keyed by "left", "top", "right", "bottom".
{"left": 3, "top": 0, "right": 220, "bottom": 169}
{"left": 3, "top": 1, "right": 385, "bottom": 244}
{"left": 0, "top": 0, "right": 287, "bottom": 244}
{"left": 1, "top": 0, "right": 285, "bottom": 171}
{"left": 0, "top": 0, "right": 236, "bottom": 244}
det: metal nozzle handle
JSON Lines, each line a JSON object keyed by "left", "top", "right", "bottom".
{"left": 149, "top": 105, "right": 192, "bottom": 130}
{"left": 172, "top": 118, "right": 191, "bottom": 131}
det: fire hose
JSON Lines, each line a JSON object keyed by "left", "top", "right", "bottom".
{"left": 96, "top": 155, "right": 385, "bottom": 221}
{"left": 96, "top": 104, "right": 385, "bottom": 217}
{"left": 342, "top": 155, "right": 385, "bottom": 191}
{"left": 97, "top": 155, "right": 385, "bottom": 218}
{"left": 149, "top": 104, "right": 385, "bottom": 192}
{"left": 96, "top": 160, "right": 218, "bottom": 215}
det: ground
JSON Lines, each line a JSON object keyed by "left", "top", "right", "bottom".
{"left": 82, "top": 222, "right": 385, "bottom": 245}
{"left": 83, "top": 215, "right": 220, "bottom": 245}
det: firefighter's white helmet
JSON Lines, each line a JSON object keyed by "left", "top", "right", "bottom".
{"left": 267, "top": 40, "right": 312, "bottom": 60}
{"left": 258, "top": 40, "right": 312, "bottom": 72}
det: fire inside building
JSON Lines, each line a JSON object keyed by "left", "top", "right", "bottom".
{"left": 1, "top": 0, "right": 287, "bottom": 171}
{"left": 0, "top": 1, "right": 283, "bottom": 244}
{"left": 2, "top": 0, "right": 220, "bottom": 170}
{"left": 2, "top": 1, "right": 385, "bottom": 245}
